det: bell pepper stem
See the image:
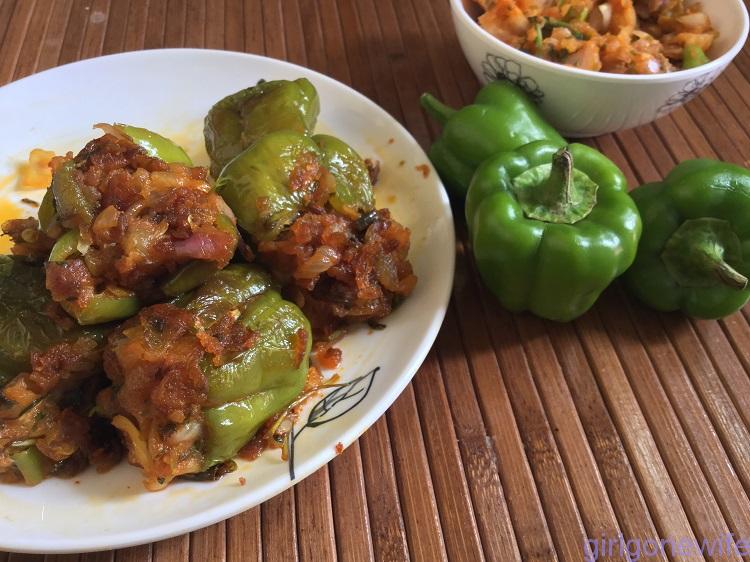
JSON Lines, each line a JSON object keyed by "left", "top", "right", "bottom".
{"left": 420, "top": 93, "right": 456, "bottom": 126}
{"left": 510, "top": 145, "right": 599, "bottom": 224}
{"left": 540, "top": 147, "right": 573, "bottom": 208}
{"left": 661, "top": 218, "right": 748, "bottom": 291}
{"left": 715, "top": 260, "right": 748, "bottom": 290}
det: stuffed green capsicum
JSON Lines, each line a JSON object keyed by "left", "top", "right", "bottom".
{"left": 3, "top": 124, "right": 239, "bottom": 325}
{"left": 204, "top": 78, "right": 320, "bottom": 177}
{"left": 102, "top": 264, "right": 312, "bottom": 490}
{"left": 625, "top": 159, "right": 750, "bottom": 319}
{"left": 215, "top": 128, "right": 415, "bottom": 338}
{"left": 465, "top": 141, "right": 641, "bottom": 322}
{"left": 0, "top": 256, "right": 120, "bottom": 485}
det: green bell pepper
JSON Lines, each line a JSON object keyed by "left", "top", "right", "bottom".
{"left": 107, "top": 264, "right": 311, "bottom": 488}
{"left": 466, "top": 141, "right": 642, "bottom": 322}
{"left": 216, "top": 130, "right": 377, "bottom": 242}
{"left": 201, "top": 288, "right": 311, "bottom": 465}
{"left": 51, "top": 160, "right": 97, "bottom": 231}
{"left": 179, "top": 265, "right": 310, "bottom": 465}
{"left": 625, "top": 159, "right": 750, "bottom": 319}
{"left": 421, "top": 81, "right": 565, "bottom": 198}
{"left": 204, "top": 78, "right": 320, "bottom": 177}
{"left": 38, "top": 187, "right": 56, "bottom": 233}
{"left": 191, "top": 265, "right": 310, "bottom": 467}
{"left": 216, "top": 130, "right": 323, "bottom": 242}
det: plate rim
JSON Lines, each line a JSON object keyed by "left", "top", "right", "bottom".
{"left": 0, "top": 47, "right": 455, "bottom": 554}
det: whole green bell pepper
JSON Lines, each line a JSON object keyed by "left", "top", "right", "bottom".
{"left": 421, "top": 81, "right": 565, "bottom": 199}
{"left": 200, "top": 287, "right": 311, "bottom": 465}
{"left": 204, "top": 78, "right": 320, "bottom": 177}
{"left": 106, "top": 264, "right": 311, "bottom": 489}
{"left": 465, "top": 141, "right": 642, "bottom": 322}
{"left": 625, "top": 160, "right": 750, "bottom": 319}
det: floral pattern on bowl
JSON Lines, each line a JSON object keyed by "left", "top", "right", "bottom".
{"left": 481, "top": 53, "right": 545, "bottom": 104}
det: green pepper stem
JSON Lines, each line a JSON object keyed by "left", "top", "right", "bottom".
{"left": 715, "top": 260, "right": 748, "bottom": 290}
{"left": 661, "top": 218, "right": 747, "bottom": 291}
{"left": 420, "top": 93, "right": 456, "bottom": 125}
{"left": 539, "top": 147, "right": 573, "bottom": 208}
{"left": 510, "top": 146, "right": 598, "bottom": 224}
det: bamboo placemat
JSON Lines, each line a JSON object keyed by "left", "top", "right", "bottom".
{"left": 1, "top": 1, "right": 750, "bottom": 561}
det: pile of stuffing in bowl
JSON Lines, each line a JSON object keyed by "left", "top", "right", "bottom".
{"left": 473, "top": 0, "right": 717, "bottom": 73}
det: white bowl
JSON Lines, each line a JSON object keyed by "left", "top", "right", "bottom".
{"left": 451, "top": 0, "right": 749, "bottom": 136}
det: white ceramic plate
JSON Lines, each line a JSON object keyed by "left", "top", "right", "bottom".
{"left": 0, "top": 49, "right": 454, "bottom": 553}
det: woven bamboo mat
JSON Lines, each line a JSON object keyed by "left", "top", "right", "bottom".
{"left": 1, "top": 0, "right": 750, "bottom": 561}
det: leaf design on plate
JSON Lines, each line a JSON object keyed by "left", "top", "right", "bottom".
{"left": 305, "top": 367, "right": 379, "bottom": 428}
{"left": 288, "top": 366, "right": 379, "bottom": 480}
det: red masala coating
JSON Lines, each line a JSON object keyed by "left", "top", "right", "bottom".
{"left": 312, "top": 341, "right": 342, "bottom": 370}
{"left": 1, "top": 338, "right": 102, "bottom": 422}
{"left": 289, "top": 152, "right": 323, "bottom": 193}
{"left": 0, "top": 340, "right": 120, "bottom": 483}
{"left": 196, "top": 311, "right": 258, "bottom": 367}
{"left": 1, "top": 217, "right": 55, "bottom": 260}
{"left": 25, "top": 338, "right": 101, "bottom": 395}
{"left": 45, "top": 259, "right": 96, "bottom": 308}
{"left": 104, "top": 305, "right": 208, "bottom": 425}
{"left": 258, "top": 208, "right": 417, "bottom": 339}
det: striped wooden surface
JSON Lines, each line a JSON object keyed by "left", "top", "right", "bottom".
{"left": 1, "top": 0, "right": 750, "bottom": 561}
